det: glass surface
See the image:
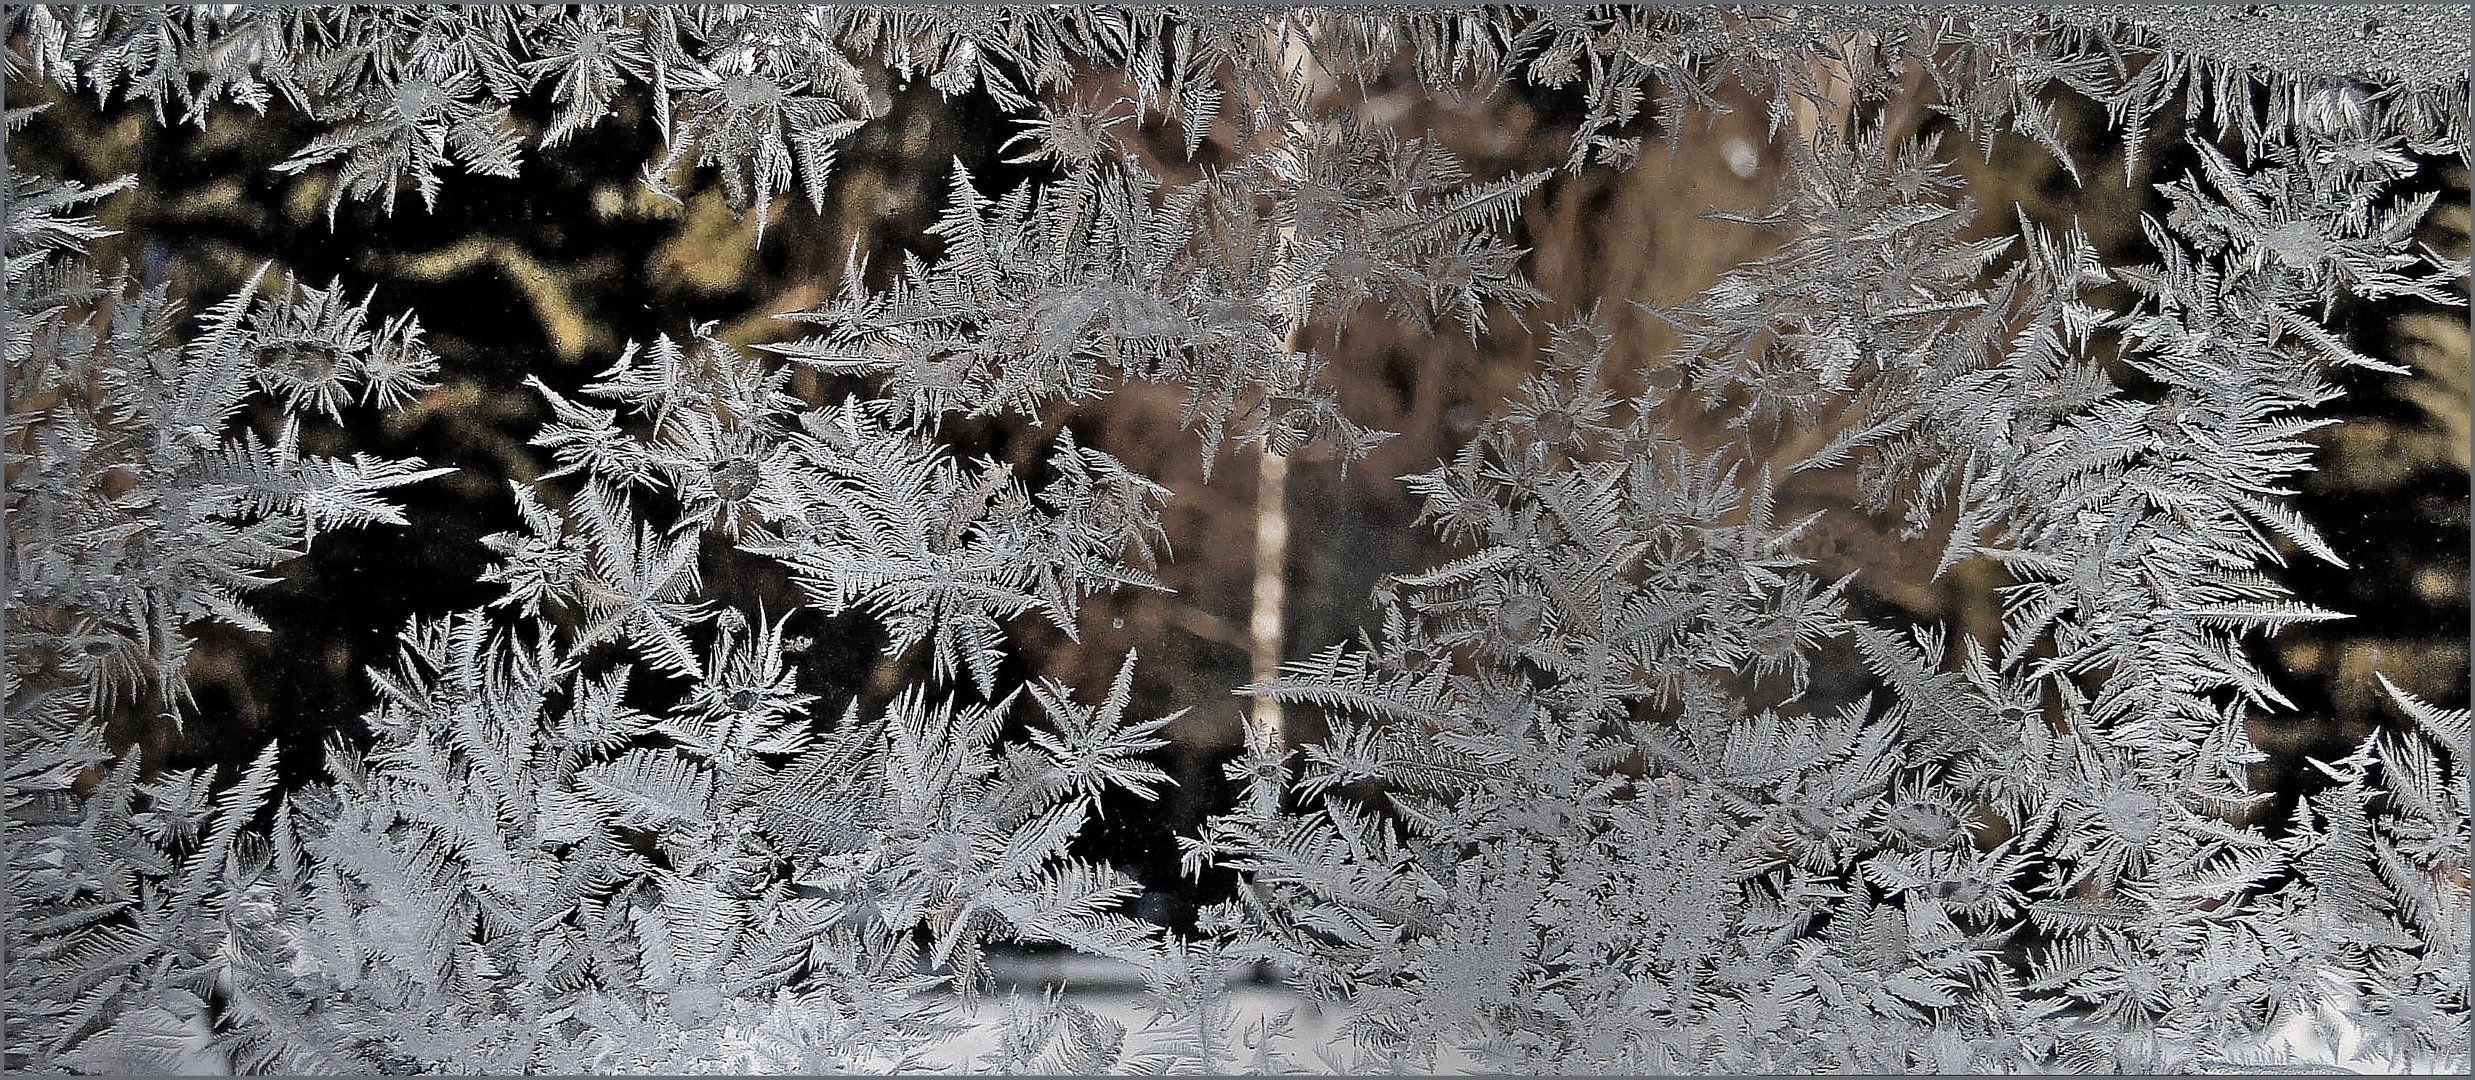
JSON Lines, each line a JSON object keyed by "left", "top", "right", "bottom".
{"left": 5, "top": 5, "right": 2467, "bottom": 1074}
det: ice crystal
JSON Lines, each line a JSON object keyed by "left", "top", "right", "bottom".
{"left": 5, "top": 4, "right": 2467, "bottom": 1075}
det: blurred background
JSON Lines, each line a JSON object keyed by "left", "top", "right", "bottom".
{"left": 8, "top": 26, "right": 2466, "bottom": 928}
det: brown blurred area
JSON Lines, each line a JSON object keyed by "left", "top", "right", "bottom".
{"left": 8, "top": 27, "right": 2465, "bottom": 871}
{"left": 1017, "top": 47, "right": 2471, "bottom": 803}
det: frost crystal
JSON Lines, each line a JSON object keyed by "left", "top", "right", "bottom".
{"left": 5, "top": 5, "right": 2468, "bottom": 1075}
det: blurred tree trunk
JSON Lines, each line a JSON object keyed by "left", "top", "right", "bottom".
{"left": 1249, "top": 443, "right": 1290, "bottom": 735}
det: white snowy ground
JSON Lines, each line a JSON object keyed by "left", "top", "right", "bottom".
{"left": 144, "top": 949, "right": 2414, "bottom": 1074}
{"left": 927, "top": 951, "right": 1377, "bottom": 1073}
{"left": 937, "top": 950, "right": 2414, "bottom": 1075}
{"left": 933, "top": 950, "right": 1506, "bottom": 1073}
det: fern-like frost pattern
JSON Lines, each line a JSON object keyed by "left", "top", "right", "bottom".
{"left": 5, "top": 4, "right": 2467, "bottom": 1074}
